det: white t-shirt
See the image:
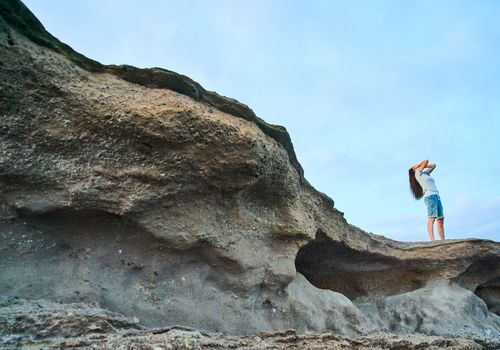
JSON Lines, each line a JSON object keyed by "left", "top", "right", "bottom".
{"left": 414, "top": 169, "right": 439, "bottom": 198}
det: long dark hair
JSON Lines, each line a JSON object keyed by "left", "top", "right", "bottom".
{"left": 409, "top": 168, "right": 423, "bottom": 200}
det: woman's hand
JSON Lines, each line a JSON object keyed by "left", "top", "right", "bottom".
{"left": 412, "top": 160, "right": 429, "bottom": 172}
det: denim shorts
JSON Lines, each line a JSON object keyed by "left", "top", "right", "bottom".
{"left": 424, "top": 194, "right": 444, "bottom": 218}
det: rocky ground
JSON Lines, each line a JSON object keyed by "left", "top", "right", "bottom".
{"left": 0, "top": 0, "right": 499, "bottom": 348}
{"left": 1, "top": 296, "right": 497, "bottom": 349}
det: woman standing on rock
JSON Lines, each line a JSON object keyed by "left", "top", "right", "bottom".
{"left": 409, "top": 159, "right": 445, "bottom": 241}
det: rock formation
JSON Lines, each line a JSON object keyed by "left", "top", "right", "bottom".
{"left": 0, "top": 0, "right": 499, "bottom": 348}
{"left": 1, "top": 295, "right": 493, "bottom": 350}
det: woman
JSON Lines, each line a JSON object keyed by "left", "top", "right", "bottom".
{"left": 409, "top": 159, "right": 445, "bottom": 241}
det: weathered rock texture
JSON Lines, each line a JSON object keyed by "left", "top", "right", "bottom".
{"left": 0, "top": 0, "right": 499, "bottom": 347}
{"left": 2, "top": 295, "right": 496, "bottom": 350}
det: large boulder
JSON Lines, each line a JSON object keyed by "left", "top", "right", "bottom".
{"left": 358, "top": 280, "right": 500, "bottom": 339}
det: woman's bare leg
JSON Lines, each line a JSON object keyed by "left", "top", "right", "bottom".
{"left": 427, "top": 217, "right": 436, "bottom": 241}
{"left": 437, "top": 218, "right": 445, "bottom": 240}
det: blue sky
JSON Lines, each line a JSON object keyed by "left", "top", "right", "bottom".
{"left": 23, "top": 0, "right": 500, "bottom": 242}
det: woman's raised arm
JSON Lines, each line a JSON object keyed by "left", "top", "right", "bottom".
{"left": 426, "top": 163, "right": 436, "bottom": 173}
{"left": 411, "top": 159, "right": 429, "bottom": 172}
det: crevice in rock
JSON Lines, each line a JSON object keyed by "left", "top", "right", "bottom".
{"left": 452, "top": 256, "right": 500, "bottom": 291}
{"left": 474, "top": 276, "right": 500, "bottom": 315}
{"left": 295, "top": 230, "right": 428, "bottom": 301}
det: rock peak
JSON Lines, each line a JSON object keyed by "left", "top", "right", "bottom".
{"left": 0, "top": 0, "right": 306, "bottom": 181}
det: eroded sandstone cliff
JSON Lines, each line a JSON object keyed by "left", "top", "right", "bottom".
{"left": 0, "top": 0, "right": 499, "bottom": 348}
